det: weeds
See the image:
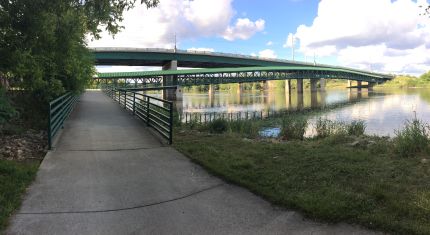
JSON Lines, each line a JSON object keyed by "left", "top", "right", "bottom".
{"left": 281, "top": 115, "right": 308, "bottom": 140}
{"left": 208, "top": 119, "right": 229, "bottom": 134}
{"left": 229, "top": 119, "right": 260, "bottom": 138}
{"left": 347, "top": 120, "right": 366, "bottom": 136}
{"left": 394, "top": 119, "right": 430, "bottom": 157}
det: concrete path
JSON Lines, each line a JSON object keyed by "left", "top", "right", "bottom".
{"left": 7, "top": 91, "right": 381, "bottom": 235}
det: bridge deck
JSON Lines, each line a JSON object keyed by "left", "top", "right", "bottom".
{"left": 8, "top": 91, "right": 378, "bottom": 234}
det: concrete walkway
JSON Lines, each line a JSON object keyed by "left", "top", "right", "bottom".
{"left": 7, "top": 91, "right": 381, "bottom": 235}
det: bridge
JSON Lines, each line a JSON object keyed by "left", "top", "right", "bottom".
{"left": 92, "top": 48, "right": 394, "bottom": 100}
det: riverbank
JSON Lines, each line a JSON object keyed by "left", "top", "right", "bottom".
{"left": 0, "top": 91, "right": 46, "bottom": 231}
{"left": 174, "top": 120, "right": 430, "bottom": 234}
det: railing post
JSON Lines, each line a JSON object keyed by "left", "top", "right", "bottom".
{"left": 124, "top": 90, "right": 127, "bottom": 109}
{"left": 169, "top": 102, "right": 173, "bottom": 145}
{"left": 132, "top": 92, "right": 136, "bottom": 115}
{"left": 48, "top": 103, "right": 52, "bottom": 150}
{"left": 146, "top": 96, "right": 150, "bottom": 126}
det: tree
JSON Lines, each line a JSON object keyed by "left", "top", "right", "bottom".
{"left": 0, "top": 0, "right": 158, "bottom": 102}
{"left": 420, "top": 4, "right": 430, "bottom": 17}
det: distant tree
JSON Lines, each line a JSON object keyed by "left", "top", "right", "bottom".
{"left": 0, "top": 0, "right": 158, "bottom": 102}
{"left": 420, "top": 4, "right": 430, "bottom": 17}
{"left": 420, "top": 71, "right": 430, "bottom": 81}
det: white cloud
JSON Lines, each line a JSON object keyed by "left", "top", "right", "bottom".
{"left": 283, "top": 33, "right": 295, "bottom": 48}
{"left": 266, "top": 41, "right": 273, "bottom": 46}
{"left": 223, "top": 18, "right": 265, "bottom": 41}
{"left": 258, "top": 49, "right": 277, "bottom": 59}
{"left": 292, "top": 0, "right": 430, "bottom": 75}
{"left": 187, "top": 47, "right": 215, "bottom": 52}
{"left": 88, "top": 0, "right": 264, "bottom": 48}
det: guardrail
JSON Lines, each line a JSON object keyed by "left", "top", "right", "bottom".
{"left": 101, "top": 85, "right": 173, "bottom": 144}
{"left": 48, "top": 92, "right": 78, "bottom": 149}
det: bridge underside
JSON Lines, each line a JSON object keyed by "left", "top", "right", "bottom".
{"left": 94, "top": 67, "right": 390, "bottom": 87}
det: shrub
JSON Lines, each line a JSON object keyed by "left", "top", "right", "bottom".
{"left": 346, "top": 120, "right": 366, "bottom": 136}
{"left": 281, "top": 116, "right": 308, "bottom": 140}
{"left": 208, "top": 119, "right": 229, "bottom": 134}
{"left": 0, "top": 89, "right": 18, "bottom": 126}
{"left": 394, "top": 119, "right": 430, "bottom": 157}
{"left": 315, "top": 118, "right": 349, "bottom": 138}
{"left": 229, "top": 119, "right": 259, "bottom": 138}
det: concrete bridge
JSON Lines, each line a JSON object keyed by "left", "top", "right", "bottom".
{"left": 92, "top": 48, "right": 393, "bottom": 101}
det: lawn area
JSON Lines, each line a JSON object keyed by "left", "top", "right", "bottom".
{"left": 174, "top": 130, "right": 430, "bottom": 235}
{"left": 0, "top": 160, "right": 38, "bottom": 231}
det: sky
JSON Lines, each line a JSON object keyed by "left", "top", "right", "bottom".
{"left": 88, "top": 0, "right": 430, "bottom": 76}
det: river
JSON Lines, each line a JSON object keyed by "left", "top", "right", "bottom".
{"left": 153, "top": 86, "right": 430, "bottom": 137}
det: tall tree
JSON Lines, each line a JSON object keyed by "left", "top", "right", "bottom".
{"left": 0, "top": 0, "right": 158, "bottom": 101}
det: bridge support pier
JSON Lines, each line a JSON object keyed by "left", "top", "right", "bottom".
{"left": 347, "top": 80, "right": 353, "bottom": 88}
{"left": 357, "top": 81, "right": 362, "bottom": 91}
{"left": 297, "top": 91, "right": 304, "bottom": 109}
{"left": 208, "top": 84, "right": 215, "bottom": 107}
{"left": 162, "top": 60, "right": 183, "bottom": 101}
{"left": 368, "top": 82, "right": 375, "bottom": 91}
{"left": 285, "top": 80, "right": 291, "bottom": 94}
{"left": 297, "top": 79, "right": 304, "bottom": 94}
{"left": 310, "top": 79, "right": 318, "bottom": 92}
{"left": 320, "top": 78, "right": 326, "bottom": 91}
{"left": 311, "top": 90, "right": 318, "bottom": 108}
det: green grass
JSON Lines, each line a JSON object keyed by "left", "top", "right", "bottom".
{"left": 377, "top": 75, "right": 430, "bottom": 89}
{"left": 0, "top": 160, "right": 38, "bottom": 231}
{"left": 394, "top": 119, "right": 430, "bottom": 158}
{"left": 174, "top": 130, "right": 430, "bottom": 235}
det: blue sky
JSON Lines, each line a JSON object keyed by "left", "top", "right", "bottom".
{"left": 180, "top": 0, "right": 319, "bottom": 60}
{"left": 90, "top": 0, "right": 430, "bottom": 75}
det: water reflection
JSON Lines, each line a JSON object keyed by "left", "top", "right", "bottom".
{"left": 154, "top": 86, "right": 430, "bottom": 136}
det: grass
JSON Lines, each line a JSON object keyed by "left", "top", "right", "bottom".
{"left": 174, "top": 123, "right": 430, "bottom": 234}
{"left": 281, "top": 115, "right": 307, "bottom": 140}
{"left": 377, "top": 75, "right": 430, "bottom": 89}
{"left": 0, "top": 160, "right": 38, "bottom": 231}
{"left": 394, "top": 119, "right": 430, "bottom": 158}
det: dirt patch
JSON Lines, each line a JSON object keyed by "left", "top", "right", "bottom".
{"left": 0, "top": 130, "right": 47, "bottom": 161}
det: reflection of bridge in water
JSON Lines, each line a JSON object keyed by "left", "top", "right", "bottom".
{"left": 178, "top": 89, "right": 376, "bottom": 123}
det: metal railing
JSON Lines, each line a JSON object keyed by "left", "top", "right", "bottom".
{"left": 102, "top": 85, "right": 173, "bottom": 144}
{"left": 48, "top": 92, "right": 78, "bottom": 149}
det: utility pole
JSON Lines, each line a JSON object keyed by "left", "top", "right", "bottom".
{"left": 291, "top": 35, "right": 295, "bottom": 61}
{"left": 174, "top": 33, "right": 177, "bottom": 53}
{"left": 313, "top": 52, "right": 316, "bottom": 66}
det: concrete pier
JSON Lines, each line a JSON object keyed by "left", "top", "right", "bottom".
{"left": 297, "top": 79, "right": 304, "bottom": 93}
{"left": 162, "top": 60, "right": 182, "bottom": 101}
{"left": 310, "top": 79, "right": 318, "bottom": 92}
{"left": 285, "top": 80, "right": 291, "bottom": 93}
{"left": 320, "top": 78, "right": 326, "bottom": 91}
{"left": 208, "top": 84, "right": 215, "bottom": 107}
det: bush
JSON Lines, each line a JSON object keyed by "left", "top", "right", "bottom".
{"left": 0, "top": 89, "right": 18, "bottom": 126}
{"left": 346, "top": 120, "right": 366, "bottom": 136}
{"left": 208, "top": 119, "right": 229, "bottom": 134}
{"left": 281, "top": 116, "right": 308, "bottom": 140}
{"left": 394, "top": 119, "right": 430, "bottom": 157}
{"left": 315, "top": 118, "right": 348, "bottom": 138}
{"left": 229, "top": 119, "right": 259, "bottom": 138}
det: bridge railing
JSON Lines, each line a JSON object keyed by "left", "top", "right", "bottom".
{"left": 101, "top": 84, "right": 173, "bottom": 144}
{"left": 48, "top": 92, "right": 78, "bottom": 149}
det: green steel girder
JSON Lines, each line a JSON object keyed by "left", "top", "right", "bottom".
{"left": 94, "top": 66, "right": 391, "bottom": 87}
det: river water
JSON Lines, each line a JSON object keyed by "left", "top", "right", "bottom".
{"left": 158, "top": 86, "right": 430, "bottom": 137}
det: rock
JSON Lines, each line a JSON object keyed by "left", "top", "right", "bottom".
{"left": 421, "top": 159, "right": 428, "bottom": 164}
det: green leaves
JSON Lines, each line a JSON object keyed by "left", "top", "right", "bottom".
{"left": 0, "top": 0, "right": 158, "bottom": 102}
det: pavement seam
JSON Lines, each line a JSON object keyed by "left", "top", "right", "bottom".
{"left": 55, "top": 146, "right": 170, "bottom": 152}
{"left": 17, "top": 183, "right": 224, "bottom": 215}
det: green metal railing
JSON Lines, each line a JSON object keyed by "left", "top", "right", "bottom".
{"left": 101, "top": 85, "right": 173, "bottom": 144}
{"left": 48, "top": 92, "right": 78, "bottom": 149}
